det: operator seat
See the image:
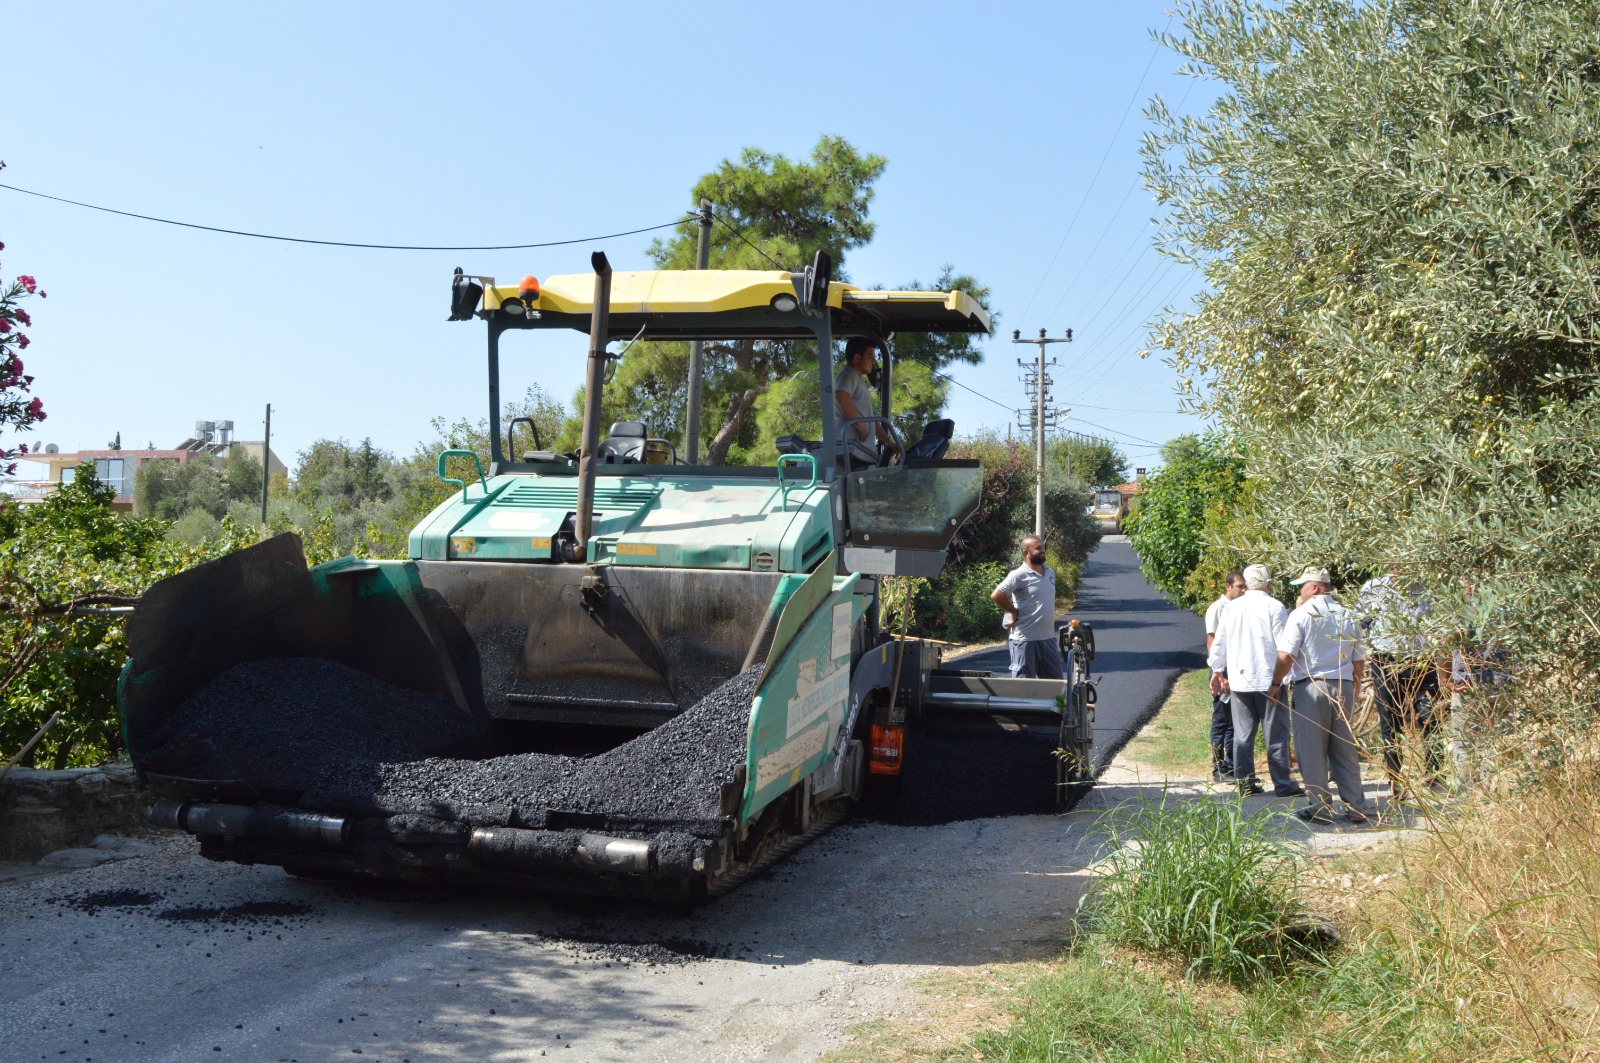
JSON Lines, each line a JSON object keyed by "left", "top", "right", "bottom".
{"left": 903, "top": 419, "right": 955, "bottom": 462}
{"left": 598, "top": 421, "right": 648, "bottom": 463}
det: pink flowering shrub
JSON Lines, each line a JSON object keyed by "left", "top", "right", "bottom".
{"left": 0, "top": 163, "right": 46, "bottom": 476}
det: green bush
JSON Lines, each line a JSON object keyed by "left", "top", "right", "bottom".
{"left": 1086, "top": 795, "right": 1321, "bottom": 982}
{"left": 0, "top": 471, "right": 254, "bottom": 767}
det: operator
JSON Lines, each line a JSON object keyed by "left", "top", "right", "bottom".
{"left": 833, "top": 337, "right": 902, "bottom": 469}
{"left": 990, "top": 535, "right": 1065, "bottom": 680}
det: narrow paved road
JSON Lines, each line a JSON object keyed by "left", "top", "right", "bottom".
{"left": 0, "top": 538, "right": 1203, "bottom": 1063}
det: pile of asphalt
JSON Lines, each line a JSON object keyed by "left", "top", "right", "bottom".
{"left": 51, "top": 888, "right": 163, "bottom": 914}
{"left": 139, "top": 658, "right": 483, "bottom": 792}
{"left": 553, "top": 931, "right": 732, "bottom": 967}
{"left": 310, "top": 667, "right": 762, "bottom": 836}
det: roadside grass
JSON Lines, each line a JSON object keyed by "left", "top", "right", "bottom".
{"left": 1121, "top": 668, "right": 1215, "bottom": 777}
{"left": 1086, "top": 795, "right": 1320, "bottom": 982}
{"left": 824, "top": 741, "right": 1600, "bottom": 1062}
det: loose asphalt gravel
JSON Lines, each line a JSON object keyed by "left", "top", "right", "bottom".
{"left": 311, "top": 668, "right": 761, "bottom": 835}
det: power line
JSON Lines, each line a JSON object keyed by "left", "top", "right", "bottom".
{"left": 1071, "top": 416, "right": 1163, "bottom": 448}
{"left": 707, "top": 210, "right": 792, "bottom": 271}
{"left": 931, "top": 369, "right": 1015, "bottom": 413}
{"left": 1013, "top": 16, "right": 1173, "bottom": 326}
{"left": 1041, "top": 80, "right": 1196, "bottom": 329}
{"left": 0, "top": 180, "right": 693, "bottom": 250}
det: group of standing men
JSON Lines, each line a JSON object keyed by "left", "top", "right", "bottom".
{"left": 1206, "top": 563, "right": 1437, "bottom": 824}
{"left": 1207, "top": 563, "right": 1447, "bottom": 823}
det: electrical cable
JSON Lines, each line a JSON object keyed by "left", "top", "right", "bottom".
{"left": 1013, "top": 15, "right": 1174, "bottom": 326}
{"left": 1070, "top": 416, "right": 1162, "bottom": 448}
{"left": 707, "top": 210, "right": 792, "bottom": 271}
{"left": 0, "top": 180, "right": 694, "bottom": 251}
{"left": 931, "top": 369, "right": 1016, "bottom": 413}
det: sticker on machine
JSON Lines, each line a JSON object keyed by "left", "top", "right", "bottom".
{"left": 755, "top": 721, "right": 830, "bottom": 793}
{"left": 831, "top": 601, "right": 853, "bottom": 659}
{"left": 785, "top": 660, "right": 850, "bottom": 739}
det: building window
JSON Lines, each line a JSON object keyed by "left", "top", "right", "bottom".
{"left": 95, "top": 458, "right": 127, "bottom": 496}
{"left": 60, "top": 466, "right": 76, "bottom": 484}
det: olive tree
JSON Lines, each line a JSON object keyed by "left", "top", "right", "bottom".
{"left": 1143, "top": 0, "right": 1600, "bottom": 737}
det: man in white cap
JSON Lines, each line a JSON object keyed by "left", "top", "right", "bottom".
{"left": 1271, "top": 566, "right": 1376, "bottom": 824}
{"left": 1207, "top": 563, "right": 1298, "bottom": 796}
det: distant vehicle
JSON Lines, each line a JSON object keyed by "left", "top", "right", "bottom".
{"left": 1090, "top": 489, "right": 1129, "bottom": 533}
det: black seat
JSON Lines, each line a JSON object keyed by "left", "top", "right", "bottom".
{"left": 903, "top": 419, "right": 954, "bottom": 462}
{"left": 598, "top": 421, "right": 647, "bottom": 463}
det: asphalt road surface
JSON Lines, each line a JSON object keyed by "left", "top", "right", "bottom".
{"left": 0, "top": 537, "right": 1205, "bottom": 1063}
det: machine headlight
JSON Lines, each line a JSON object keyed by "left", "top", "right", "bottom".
{"left": 501, "top": 298, "right": 526, "bottom": 316}
{"left": 771, "top": 294, "right": 798, "bottom": 312}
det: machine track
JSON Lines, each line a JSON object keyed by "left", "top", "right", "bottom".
{"left": 706, "top": 805, "right": 852, "bottom": 899}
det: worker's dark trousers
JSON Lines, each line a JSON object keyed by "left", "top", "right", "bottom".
{"left": 1372, "top": 658, "right": 1441, "bottom": 792}
{"left": 1210, "top": 693, "right": 1234, "bottom": 775}
{"left": 1230, "top": 689, "right": 1294, "bottom": 792}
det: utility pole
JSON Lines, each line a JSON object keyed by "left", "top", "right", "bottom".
{"left": 1012, "top": 327, "right": 1073, "bottom": 538}
{"left": 683, "top": 199, "right": 713, "bottom": 463}
{"left": 260, "top": 402, "right": 271, "bottom": 524}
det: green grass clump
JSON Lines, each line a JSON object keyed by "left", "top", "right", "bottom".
{"left": 1122, "top": 668, "right": 1217, "bottom": 776}
{"left": 1086, "top": 796, "right": 1320, "bottom": 982}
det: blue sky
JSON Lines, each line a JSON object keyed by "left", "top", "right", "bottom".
{"left": 3, "top": 2, "right": 1212, "bottom": 475}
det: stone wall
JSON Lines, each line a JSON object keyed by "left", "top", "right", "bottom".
{"left": 0, "top": 765, "right": 146, "bottom": 861}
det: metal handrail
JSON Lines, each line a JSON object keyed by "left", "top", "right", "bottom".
{"left": 437, "top": 449, "right": 488, "bottom": 503}
{"left": 777, "top": 452, "right": 818, "bottom": 507}
{"left": 838, "top": 416, "right": 904, "bottom": 466}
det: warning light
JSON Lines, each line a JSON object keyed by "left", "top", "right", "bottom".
{"left": 519, "top": 275, "right": 541, "bottom": 302}
{"left": 868, "top": 724, "right": 904, "bottom": 776}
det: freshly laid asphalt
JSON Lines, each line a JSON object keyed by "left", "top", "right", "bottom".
{"left": 954, "top": 536, "right": 1207, "bottom": 773}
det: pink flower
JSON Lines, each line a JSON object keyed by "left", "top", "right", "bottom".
{"left": 9, "top": 356, "right": 21, "bottom": 376}
{"left": 16, "top": 334, "right": 27, "bottom": 349}
{"left": 13, "top": 308, "right": 29, "bottom": 326}
{"left": 16, "top": 275, "right": 35, "bottom": 294}
{"left": 37, "top": 291, "right": 45, "bottom": 299}
{"left": 26, "top": 397, "right": 44, "bottom": 421}
{"left": 0, "top": 318, "right": 9, "bottom": 333}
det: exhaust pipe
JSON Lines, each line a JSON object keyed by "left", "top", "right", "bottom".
{"left": 569, "top": 250, "right": 614, "bottom": 562}
{"left": 148, "top": 800, "right": 349, "bottom": 849}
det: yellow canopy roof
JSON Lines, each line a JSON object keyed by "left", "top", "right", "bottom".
{"left": 481, "top": 269, "right": 990, "bottom": 337}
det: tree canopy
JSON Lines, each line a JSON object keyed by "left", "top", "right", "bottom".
{"left": 565, "top": 136, "right": 995, "bottom": 464}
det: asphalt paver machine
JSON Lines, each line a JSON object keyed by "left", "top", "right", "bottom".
{"left": 119, "top": 252, "right": 1096, "bottom": 901}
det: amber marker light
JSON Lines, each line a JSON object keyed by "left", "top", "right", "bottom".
{"left": 519, "top": 275, "right": 541, "bottom": 302}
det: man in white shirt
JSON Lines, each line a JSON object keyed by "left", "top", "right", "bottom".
{"left": 990, "top": 535, "right": 1064, "bottom": 679}
{"left": 1271, "top": 567, "right": 1376, "bottom": 824}
{"left": 833, "top": 338, "right": 902, "bottom": 469}
{"left": 1204, "top": 570, "right": 1246, "bottom": 781}
{"left": 1207, "top": 563, "right": 1298, "bottom": 796}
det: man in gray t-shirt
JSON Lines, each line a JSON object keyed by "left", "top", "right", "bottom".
{"left": 990, "top": 535, "right": 1064, "bottom": 679}
{"left": 833, "top": 337, "right": 901, "bottom": 467}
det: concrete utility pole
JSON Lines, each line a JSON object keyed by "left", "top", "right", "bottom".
{"left": 1012, "top": 327, "right": 1073, "bottom": 538}
{"left": 683, "top": 199, "right": 713, "bottom": 464}
{"left": 260, "top": 403, "right": 271, "bottom": 524}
